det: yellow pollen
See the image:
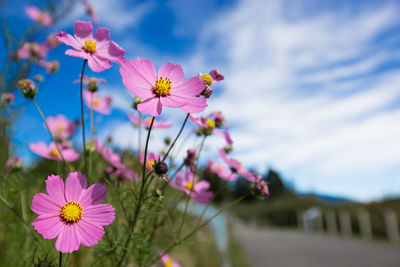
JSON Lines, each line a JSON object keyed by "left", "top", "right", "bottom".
{"left": 154, "top": 76, "right": 172, "bottom": 96}
{"left": 186, "top": 182, "right": 194, "bottom": 191}
{"left": 49, "top": 149, "right": 60, "bottom": 157}
{"left": 201, "top": 73, "right": 213, "bottom": 86}
{"left": 60, "top": 201, "right": 83, "bottom": 223}
{"left": 206, "top": 119, "right": 215, "bottom": 128}
{"left": 146, "top": 118, "right": 153, "bottom": 124}
{"left": 92, "top": 98, "right": 100, "bottom": 106}
{"left": 164, "top": 260, "right": 173, "bottom": 267}
{"left": 147, "top": 160, "right": 155, "bottom": 169}
{"left": 83, "top": 40, "right": 96, "bottom": 53}
{"left": 57, "top": 125, "right": 66, "bottom": 133}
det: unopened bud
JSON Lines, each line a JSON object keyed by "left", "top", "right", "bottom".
{"left": 34, "top": 74, "right": 44, "bottom": 82}
{"left": 203, "top": 86, "right": 213, "bottom": 98}
{"left": 224, "top": 145, "right": 233, "bottom": 154}
{"left": 164, "top": 136, "right": 171, "bottom": 146}
{"left": 17, "top": 79, "right": 37, "bottom": 99}
{"left": 154, "top": 161, "right": 168, "bottom": 175}
{"left": 46, "top": 60, "right": 59, "bottom": 73}
{"left": 88, "top": 77, "right": 98, "bottom": 92}
{"left": 133, "top": 96, "right": 143, "bottom": 110}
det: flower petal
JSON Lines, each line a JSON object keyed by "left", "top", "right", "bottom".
{"left": 173, "top": 76, "right": 204, "bottom": 97}
{"left": 56, "top": 32, "right": 81, "bottom": 50}
{"left": 159, "top": 95, "right": 187, "bottom": 108}
{"left": 158, "top": 62, "right": 184, "bottom": 84}
{"left": 75, "top": 219, "right": 104, "bottom": 247}
{"left": 79, "top": 184, "right": 107, "bottom": 207}
{"left": 31, "top": 193, "right": 61, "bottom": 215}
{"left": 137, "top": 97, "right": 162, "bottom": 117}
{"left": 180, "top": 97, "right": 207, "bottom": 113}
{"left": 82, "top": 204, "right": 115, "bottom": 226}
{"left": 108, "top": 41, "right": 126, "bottom": 58}
{"left": 119, "top": 58, "right": 156, "bottom": 99}
{"left": 73, "top": 20, "right": 93, "bottom": 42}
{"left": 55, "top": 224, "right": 80, "bottom": 253}
{"left": 87, "top": 54, "right": 112, "bottom": 72}
{"left": 65, "top": 49, "right": 89, "bottom": 60}
{"left": 93, "top": 27, "right": 110, "bottom": 47}
{"left": 45, "top": 175, "right": 66, "bottom": 205}
{"left": 65, "top": 172, "right": 87, "bottom": 202}
{"left": 62, "top": 148, "right": 80, "bottom": 162}
{"left": 32, "top": 214, "right": 64, "bottom": 239}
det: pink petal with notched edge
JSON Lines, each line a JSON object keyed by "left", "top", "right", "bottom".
{"left": 213, "top": 128, "right": 233, "bottom": 145}
{"left": 108, "top": 41, "right": 126, "bottom": 58}
{"left": 32, "top": 215, "right": 64, "bottom": 239}
{"left": 73, "top": 20, "right": 93, "bottom": 42}
{"left": 93, "top": 27, "right": 110, "bottom": 47}
{"left": 87, "top": 54, "right": 112, "bottom": 72}
{"left": 138, "top": 97, "right": 162, "bottom": 117}
{"left": 62, "top": 148, "right": 80, "bottom": 162}
{"left": 31, "top": 193, "right": 61, "bottom": 215}
{"left": 45, "top": 175, "right": 66, "bottom": 205}
{"left": 172, "top": 76, "right": 204, "bottom": 96}
{"left": 158, "top": 62, "right": 184, "bottom": 84}
{"left": 79, "top": 184, "right": 107, "bottom": 207}
{"left": 29, "top": 142, "right": 50, "bottom": 158}
{"left": 119, "top": 58, "right": 156, "bottom": 98}
{"left": 83, "top": 204, "right": 115, "bottom": 226}
{"left": 64, "top": 172, "right": 87, "bottom": 202}
{"left": 65, "top": 49, "right": 89, "bottom": 60}
{"left": 56, "top": 32, "right": 82, "bottom": 50}
{"left": 75, "top": 219, "right": 104, "bottom": 247}
{"left": 55, "top": 224, "right": 80, "bottom": 253}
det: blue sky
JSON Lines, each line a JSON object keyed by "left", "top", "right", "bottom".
{"left": 4, "top": 0, "right": 400, "bottom": 201}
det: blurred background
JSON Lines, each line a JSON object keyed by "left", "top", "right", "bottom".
{"left": 1, "top": 0, "right": 400, "bottom": 266}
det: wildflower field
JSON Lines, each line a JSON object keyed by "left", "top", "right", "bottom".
{"left": 0, "top": 1, "right": 268, "bottom": 266}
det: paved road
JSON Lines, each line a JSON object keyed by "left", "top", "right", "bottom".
{"left": 233, "top": 223, "right": 400, "bottom": 267}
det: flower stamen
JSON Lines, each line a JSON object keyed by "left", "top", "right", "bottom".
{"left": 83, "top": 40, "right": 96, "bottom": 53}
{"left": 154, "top": 76, "right": 172, "bottom": 96}
{"left": 60, "top": 201, "right": 83, "bottom": 223}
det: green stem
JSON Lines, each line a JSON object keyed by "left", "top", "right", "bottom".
{"left": 150, "top": 194, "right": 249, "bottom": 266}
{"left": 79, "top": 59, "right": 88, "bottom": 177}
{"left": 59, "top": 252, "right": 62, "bottom": 267}
{"left": 117, "top": 117, "right": 155, "bottom": 267}
{"left": 161, "top": 113, "right": 190, "bottom": 162}
{"left": 32, "top": 98, "right": 70, "bottom": 171}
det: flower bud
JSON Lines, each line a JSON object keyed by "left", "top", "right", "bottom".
{"left": 154, "top": 161, "right": 168, "bottom": 175}
{"left": 164, "top": 136, "right": 171, "bottom": 146}
{"left": 46, "top": 60, "right": 59, "bottom": 73}
{"left": 224, "top": 145, "right": 233, "bottom": 154}
{"left": 3, "top": 156, "right": 22, "bottom": 173}
{"left": 17, "top": 79, "right": 37, "bottom": 99}
{"left": 1, "top": 93, "right": 15, "bottom": 105}
{"left": 133, "top": 96, "right": 143, "bottom": 110}
{"left": 203, "top": 86, "right": 213, "bottom": 98}
{"left": 34, "top": 74, "right": 44, "bottom": 82}
{"left": 88, "top": 77, "right": 98, "bottom": 92}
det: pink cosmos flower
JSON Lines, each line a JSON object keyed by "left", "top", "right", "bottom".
{"left": 218, "top": 148, "right": 255, "bottom": 182}
{"left": 82, "top": 0, "right": 98, "bottom": 24}
{"left": 189, "top": 115, "right": 233, "bottom": 146}
{"left": 127, "top": 114, "right": 173, "bottom": 129}
{"left": 56, "top": 20, "right": 126, "bottom": 72}
{"left": 17, "top": 42, "right": 49, "bottom": 60}
{"left": 47, "top": 114, "right": 76, "bottom": 140}
{"left": 25, "top": 6, "right": 53, "bottom": 26}
{"left": 29, "top": 142, "right": 79, "bottom": 162}
{"left": 94, "top": 140, "right": 138, "bottom": 181}
{"left": 45, "top": 33, "right": 61, "bottom": 49}
{"left": 83, "top": 90, "right": 112, "bottom": 114}
{"left": 140, "top": 152, "right": 161, "bottom": 171}
{"left": 170, "top": 171, "right": 214, "bottom": 205}
{"left": 3, "top": 156, "right": 22, "bottom": 173}
{"left": 74, "top": 75, "right": 107, "bottom": 86}
{"left": 119, "top": 58, "right": 207, "bottom": 117}
{"left": 207, "top": 159, "right": 237, "bottom": 181}
{"left": 254, "top": 174, "right": 269, "bottom": 198}
{"left": 159, "top": 251, "right": 181, "bottom": 267}
{"left": 31, "top": 172, "right": 115, "bottom": 253}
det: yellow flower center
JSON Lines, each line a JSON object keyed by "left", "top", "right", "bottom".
{"left": 146, "top": 118, "right": 153, "bottom": 124}
{"left": 164, "top": 260, "right": 173, "bottom": 267}
{"left": 147, "top": 160, "right": 155, "bottom": 169}
{"left": 60, "top": 201, "right": 83, "bottom": 223}
{"left": 206, "top": 119, "right": 215, "bottom": 128}
{"left": 154, "top": 76, "right": 172, "bottom": 96}
{"left": 92, "top": 98, "right": 100, "bottom": 106}
{"left": 83, "top": 40, "right": 96, "bottom": 53}
{"left": 57, "top": 125, "right": 66, "bottom": 133}
{"left": 185, "top": 181, "right": 194, "bottom": 191}
{"left": 201, "top": 73, "right": 213, "bottom": 86}
{"left": 49, "top": 149, "right": 60, "bottom": 157}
